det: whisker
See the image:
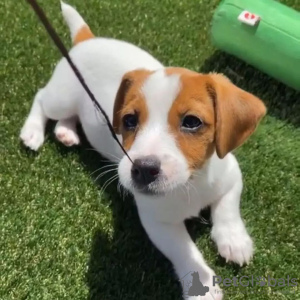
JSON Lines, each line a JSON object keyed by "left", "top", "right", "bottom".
{"left": 104, "top": 176, "right": 119, "bottom": 193}
{"left": 185, "top": 183, "right": 191, "bottom": 205}
{"left": 169, "top": 181, "right": 178, "bottom": 195}
{"left": 179, "top": 185, "right": 187, "bottom": 200}
{"left": 117, "top": 182, "right": 122, "bottom": 194}
{"left": 196, "top": 215, "right": 210, "bottom": 225}
{"left": 99, "top": 151, "right": 122, "bottom": 162}
{"left": 85, "top": 148, "right": 122, "bottom": 162}
{"left": 94, "top": 168, "right": 118, "bottom": 182}
{"left": 90, "top": 163, "right": 118, "bottom": 176}
{"left": 190, "top": 172, "right": 203, "bottom": 180}
{"left": 187, "top": 181, "right": 199, "bottom": 196}
{"left": 99, "top": 174, "right": 119, "bottom": 198}
{"left": 117, "top": 182, "right": 129, "bottom": 201}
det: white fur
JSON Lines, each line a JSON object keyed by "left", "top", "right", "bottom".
{"left": 20, "top": 4, "right": 254, "bottom": 300}
{"left": 119, "top": 71, "right": 189, "bottom": 194}
{"left": 142, "top": 69, "right": 181, "bottom": 121}
{"left": 54, "top": 116, "right": 79, "bottom": 146}
{"left": 60, "top": 2, "right": 87, "bottom": 42}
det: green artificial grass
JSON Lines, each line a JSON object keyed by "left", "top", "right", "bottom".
{"left": 1, "top": 0, "right": 299, "bottom": 299}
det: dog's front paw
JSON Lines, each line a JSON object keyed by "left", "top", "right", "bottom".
{"left": 55, "top": 125, "right": 79, "bottom": 147}
{"left": 20, "top": 122, "right": 44, "bottom": 151}
{"left": 211, "top": 222, "right": 253, "bottom": 266}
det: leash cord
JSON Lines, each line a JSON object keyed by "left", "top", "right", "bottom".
{"left": 26, "top": 0, "right": 133, "bottom": 163}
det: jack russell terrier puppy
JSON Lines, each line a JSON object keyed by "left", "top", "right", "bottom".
{"left": 20, "top": 2, "right": 266, "bottom": 299}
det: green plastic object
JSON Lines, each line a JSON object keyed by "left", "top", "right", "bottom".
{"left": 211, "top": 0, "right": 300, "bottom": 90}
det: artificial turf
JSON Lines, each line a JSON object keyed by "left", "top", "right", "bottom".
{"left": 1, "top": 0, "right": 299, "bottom": 299}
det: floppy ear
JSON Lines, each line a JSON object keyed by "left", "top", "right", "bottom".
{"left": 207, "top": 74, "right": 267, "bottom": 159}
{"left": 113, "top": 69, "right": 152, "bottom": 134}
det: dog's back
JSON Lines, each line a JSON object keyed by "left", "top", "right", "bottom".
{"left": 20, "top": 2, "right": 162, "bottom": 159}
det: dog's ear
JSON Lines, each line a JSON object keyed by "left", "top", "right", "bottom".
{"left": 206, "top": 73, "right": 266, "bottom": 159}
{"left": 113, "top": 69, "right": 151, "bottom": 134}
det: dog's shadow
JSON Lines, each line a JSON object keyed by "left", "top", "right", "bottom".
{"left": 41, "top": 50, "right": 299, "bottom": 300}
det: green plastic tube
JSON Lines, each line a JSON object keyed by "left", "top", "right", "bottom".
{"left": 211, "top": 0, "right": 300, "bottom": 90}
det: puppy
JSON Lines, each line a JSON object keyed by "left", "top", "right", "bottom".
{"left": 20, "top": 3, "right": 266, "bottom": 299}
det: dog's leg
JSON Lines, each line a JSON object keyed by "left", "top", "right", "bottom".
{"left": 211, "top": 181, "right": 253, "bottom": 266}
{"left": 20, "top": 85, "right": 78, "bottom": 151}
{"left": 20, "top": 88, "right": 47, "bottom": 151}
{"left": 54, "top": 116, "right": 79, "bottom": 147}
{"left": 138, "top": 211, "right": 223, "bottom": 300}
{"left": 20, "top": 58, "right": 82, "bottom": 151}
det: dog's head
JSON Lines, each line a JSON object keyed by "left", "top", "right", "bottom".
{"left": 114, "top": 68, "right": 266, "bottom": 195}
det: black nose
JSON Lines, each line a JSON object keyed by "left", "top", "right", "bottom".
{"left": 131, "top": 155, "right": 161, "bottom": 186}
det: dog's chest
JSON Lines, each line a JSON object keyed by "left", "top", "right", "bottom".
{"left": 135, "top": 182, "right": 216, "bottom": 223}
{"left": 135, "top": 155, "right": 239, "bottom": 224}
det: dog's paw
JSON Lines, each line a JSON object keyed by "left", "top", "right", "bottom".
{"left": 211, "top": 223, "right": 253, "bottom": 266}
{"left": 20, "top": 122, "right": 44, "bottom": 151}
{"left": 55, "top": 125, "right": 79, "bottom": 147}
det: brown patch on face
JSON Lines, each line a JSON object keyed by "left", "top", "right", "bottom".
{"left": 167, "top": 68, "right": 216, "bottom": 170}
{"left": 166, "top": 68, "right": 266, "bottom": 171}
{"left": 113, "top": 69, "right": 153, "bottom": 150}
{"left": 73, "top": 25, "right": 94, "bottom": 45}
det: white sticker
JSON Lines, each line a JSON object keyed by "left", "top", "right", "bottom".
{"left": 238, "top": 11, "right": 260, "bottom": 26}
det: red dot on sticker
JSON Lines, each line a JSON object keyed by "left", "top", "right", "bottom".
{"left": 251, "top": 14, "right": 256, "bottom": 19}
{"left": 245, "top": 12, "right": 249, "bottom": 18}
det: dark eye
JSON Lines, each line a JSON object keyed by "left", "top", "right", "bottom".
{"left": 181, "top": 115, "right": 203, "bottom": 132}
{"left": 123, "top": 113, "right": 138, "bottom": 130}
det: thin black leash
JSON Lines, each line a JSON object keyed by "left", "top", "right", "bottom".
{"left": 26, "top": 0, "right": 133, "bottom": 163}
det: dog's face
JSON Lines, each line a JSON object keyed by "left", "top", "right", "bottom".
{"left": 114, "top": 68, "right": 266, "bottom": 195}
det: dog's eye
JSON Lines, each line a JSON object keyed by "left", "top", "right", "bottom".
{"left": 123, "top": 113, "right": 138, "bottom": 130}
{"left": 181, "top": 115, "right": 203, "bottom": 132}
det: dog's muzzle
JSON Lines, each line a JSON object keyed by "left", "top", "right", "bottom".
{"left": 131, "top": 155, "right": 161, "bottom": 192}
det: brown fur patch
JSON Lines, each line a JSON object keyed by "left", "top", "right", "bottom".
{"left": 113, "top": 69, "right": 153, "bottom": 150}
{"left": 166, "top": 68, "right": 216, "bottom": 170}
{"left": 114, "top": 67, "right": 266, "bottom": 170}
{"left": 207, "top": 73, "right": 266, "bottom": 158}
{"left": 166, "top": 68, "right": 266, "bottom": 169}
{"left": 73, "top": 25, "right": 94, "bottom": 45}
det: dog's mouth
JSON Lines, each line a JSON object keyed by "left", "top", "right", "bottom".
{"left": 132, "top": 175, "right": 185, "bottom": 196}
{"left": 132, "top": 178, "right": 165, "bottom": 196}
{"left": 119, "top": 157, "right": 192, "bottom": 196}
{"left": 133, "top": 185, "right": 163, "bottom": 196}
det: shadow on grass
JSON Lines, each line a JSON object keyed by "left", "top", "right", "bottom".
{"left": 200, "top": 51, "right": 300, "bottom": 127}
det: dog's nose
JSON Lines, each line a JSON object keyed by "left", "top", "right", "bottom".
{"left": 131, "top": 155, "right": 161, "bottom": 186}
